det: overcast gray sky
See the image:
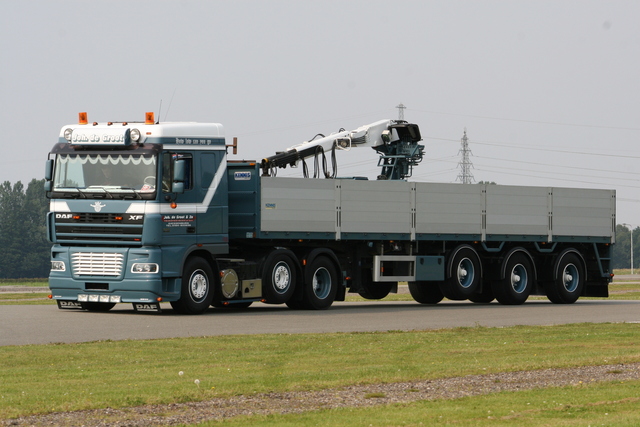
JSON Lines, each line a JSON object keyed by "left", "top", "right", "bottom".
{"left": 1, "top": 0, "right": 638, "bottom": 223}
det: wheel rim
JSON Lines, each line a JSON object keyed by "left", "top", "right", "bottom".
{"left": 456, "top": 257, "right": 475, "bottom": 288}
{"left": 312, "top": 267, "right": 331, "bottom": 299}
{"left": 562, "top": 263, "right": 579, "bottom": 292}
{"left": 272, "top": 261, "right": 291, "bottom": 294}
{"left": 189, "top": 269, "right": 209, "bottom": 302}
{"left": 510, "top": 264, "right": 528, "bottom": 294}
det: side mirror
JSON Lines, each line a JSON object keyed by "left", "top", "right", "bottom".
{"left": 172, "top": 182, "right": 184, "bottom": 194}
{"left": 45, "top": 159, "right": 54, "bottom": 181}
{"left": 172, "top": 159, "right": 185, "bottom": 194}
{"left": 174, "top": 159, "right": 185, "bottom": 182}
{"left": 44, "top": 159, "right": 54, "bottom": 192}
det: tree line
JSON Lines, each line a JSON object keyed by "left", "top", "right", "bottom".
{"left": 0, "top": 180, "right": 50, "bottom": 278}
{"left": 0, "top": 179, "right": 637, "bottom": 278}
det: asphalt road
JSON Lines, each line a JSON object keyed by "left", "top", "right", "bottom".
{"left": 2, "top": 299, "right": 640, "bottom": 346}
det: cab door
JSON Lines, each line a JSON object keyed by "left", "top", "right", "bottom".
{"left": 160, "top": 151, "right": 198, "bottom": 243}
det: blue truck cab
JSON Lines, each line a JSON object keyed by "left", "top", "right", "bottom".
{"left": 45, "top": 113, "right": 230, "bottom": 312}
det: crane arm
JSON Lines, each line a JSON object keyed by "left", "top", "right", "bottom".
{"left": 260, "top": 120, "right": 422, "bottom": 180}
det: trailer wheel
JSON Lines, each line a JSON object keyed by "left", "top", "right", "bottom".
{"left": 408, "top": 281, "right": 444, "bottom": 304}
{"left": 302, "top": 256, "right": 338, "bottom": 310}
{"left": 171, "top": 257, "right": 214, "bottom": 314}
{"left": 358, "top": 271, "right": 393, "bottom": 299}
{"left": 439, "top": 246, "right": 481, "bottom": 300}
{"left": 545, "top": 252, "right": 584, "bottom": 304}
{"left": 81, "top": 302, "right": 116, "bottom": 312}
{"left": 492, "top": 252, "right": 533, "bottom": 305}
{"left": 262, "top": 251, "right": 298, "bottom": 304}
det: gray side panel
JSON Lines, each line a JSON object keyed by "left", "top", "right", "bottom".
{"left": 485, "top": 185, "right": 549, "bottom": 236}
{"left": 340, "top": 180, "right": 412, "bottom": 234}
{"left": 415, "top": 183, "right": 482, "bottom": 235}
{"left": 260, "top": 177, "right": 335, "bottom": 233}
{"left": 255, "top": 177, "right": 615, "bottom": 243}
{"left": 552, "top": 187, "right": 615, "bottom": 238}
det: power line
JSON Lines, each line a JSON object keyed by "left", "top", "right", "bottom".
{"left": 412, "top": 108, "right": 640, "bottom": 132}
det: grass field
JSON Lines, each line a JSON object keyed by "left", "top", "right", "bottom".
{"left": 2, "top": 323, "right": 640, "bottom": 424}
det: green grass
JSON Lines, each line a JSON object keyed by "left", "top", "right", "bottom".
{"left": 0, "top": 279, "right": 47, "bottom": 286}
{"left": 198, "top": 380, "right": 640, "bottom": 426}
{"left": 2, "top": 323, "right": 639, "bottom": 420}
{"left": 0, "top": 293, "right": 53, "bottom": 305}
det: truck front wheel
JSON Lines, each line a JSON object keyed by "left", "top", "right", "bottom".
{"left": 302, "top": 256, "right": 338, "bottom": 310}
{"left": 171, "top": 257, "right": 214, "bottom": 314}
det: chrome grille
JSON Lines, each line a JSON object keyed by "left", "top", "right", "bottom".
{"left": 72, "top": 252, "right": 124, "bottom": 276}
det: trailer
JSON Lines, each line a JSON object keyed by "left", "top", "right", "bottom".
{"left": 45, "top": 113, "right": 615, "bottom": 313}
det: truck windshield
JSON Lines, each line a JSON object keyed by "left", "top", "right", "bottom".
{"left": 53, "top": 154, "right": 157, "bottom": 197}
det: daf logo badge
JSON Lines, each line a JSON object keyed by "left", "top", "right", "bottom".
{"left": 90, "top": 201, "right": 106, "bottom": 212}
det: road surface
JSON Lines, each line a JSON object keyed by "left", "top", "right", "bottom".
{"left": 2, "top": 299, "right": 640, "bottom": 346}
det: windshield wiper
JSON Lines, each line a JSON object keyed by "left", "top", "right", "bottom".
{"left": 54, "top": 188, "right": 87, "bottom": 199}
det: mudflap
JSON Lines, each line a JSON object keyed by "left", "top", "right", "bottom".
{"left": 56, "top": 300, "right": 83, "bottom": 310}
{"left": 132, "top": 302, "right": 162, "bottom": 313}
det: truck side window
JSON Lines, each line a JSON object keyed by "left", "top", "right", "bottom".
{"left": 162, "top": 153, "right": 193, "bottom": 192}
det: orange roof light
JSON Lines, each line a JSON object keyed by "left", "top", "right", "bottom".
{"left": 145, "top": 112, "right": 155, "bottom": 125}
{"left": 78, "top": 112, "right": 88, "bottom": 125}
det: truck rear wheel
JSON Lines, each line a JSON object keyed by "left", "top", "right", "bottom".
{"left": 545, "top": 252, "right": 584, "bottom": 304}
{"left": 408, "top": 281, "right": 444, "bottom": 304}
{"left": 492, "top": 252, "right": 533, "bottom": 305}
{"left": 439, "top": 246, "right": 481, "bottom": 300}
{"left": 171, "top": 257, "right": 214, "bottom": 314}
{"left": 262, "top": 251, "right": 298, "bottom": 304}
{"left": 302, "top": 256, "right": 338, "bottom": 310}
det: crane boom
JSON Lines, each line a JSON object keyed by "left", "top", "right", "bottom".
{"left": 260, "top": 120, "right": 423, "bottom": 180}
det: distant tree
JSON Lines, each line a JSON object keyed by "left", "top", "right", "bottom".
{"left": 22, "top": 179, "right": 50, "bottom": 277}
{"left": 477, "top": 181, "right": 497, "bottom": 185}
{"left": 0, "top": 180, "right": 50, "bottom": 278}
{"left": 0, "top": 181, "right": 27, "bottom": 278}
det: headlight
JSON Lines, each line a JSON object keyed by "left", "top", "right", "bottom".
{"left": 130, "top": 128, "right": 141, "bottom": 142}
{"left": 63, "top": 128, "right": 73, "bottom": 142}
{"left": 51, "top": 261, "right": 66, "bottom": 271}
{"left": 131, "top": 263, "right": 159, "bottom": 273}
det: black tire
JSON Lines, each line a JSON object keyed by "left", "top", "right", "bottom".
{"left": 358, "top": 270, "right": 393, "bottom": 300}
{"left": 545, "top": 252, "right": 584, "bottom": 304}
{"left": 469, "top": 280, "right": 495, "bottom": 303}
{"left": 302, "top": 256, "right": 338, "bottom": 310}
{"left": 171, "top": 257, "right": 214, "bottom": 314}
{"left": 408, "top": 281, "right": 444, "bottom": 304}
{"left": 492, "top": 252, "right": 534, "bottom": 305}
{"left": 439, "top": 246, "right": 481, "bottom": 300}
{"left": 261, "top": 251, "right": 297, "bottom": 304}
{"left": 81, "top": 302, "right": 116, "bottom": 312}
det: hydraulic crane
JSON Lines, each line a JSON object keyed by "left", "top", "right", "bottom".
{"left": 260, "top": 119, "right": 424, "bottom": 180}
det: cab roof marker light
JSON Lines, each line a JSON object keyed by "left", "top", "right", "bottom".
{"left": 78, "top": 112, "right": 88, "bottom": 125}
{"left": 63, "top": 128, "right": 73, "bottom": 142}
{"left": 145, "top": 112, "right": 155, "bottom": 125}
